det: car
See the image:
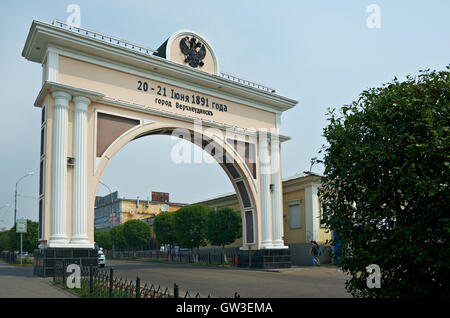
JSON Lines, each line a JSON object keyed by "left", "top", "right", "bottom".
{"left": 98, "top": 248, "right": 106, "bottom": 268}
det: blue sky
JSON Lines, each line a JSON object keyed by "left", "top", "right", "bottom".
{"left": 0, "top": 0, "right": 449, "bottom": 227}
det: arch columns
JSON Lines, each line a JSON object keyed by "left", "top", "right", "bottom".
{"left": 70, "top": 95, "right": 92, "bottom": 248}
{"left": 259, "top": 131, "right": 274, "bottom": 249}
{"left": 47, "top": 90, "right": 93, "bottom": 248}
{"left": 48, "top": 91, "right": 71, "bottom": 247}
{"left": 270, "top": 134, "right": 287, "bottom": 248}
{"left": 258, "top": 130, "right": 287, "bottom": 250}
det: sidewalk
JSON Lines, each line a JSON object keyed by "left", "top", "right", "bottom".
{"left": 0, "top": 260, "right": 76, "bottom": 298}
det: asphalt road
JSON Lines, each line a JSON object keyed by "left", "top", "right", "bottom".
{"left": 105, "top": 259, "right": 351, "bottom": 298}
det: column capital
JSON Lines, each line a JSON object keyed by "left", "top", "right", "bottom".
{"left": 258, "top": 129, "right": 269, "bottom": 138}
{"left": 52, "top": 90, "right": 71, "bottom": 101}
{"left": 73, "top": 95, "right": 91, "bottom": 106}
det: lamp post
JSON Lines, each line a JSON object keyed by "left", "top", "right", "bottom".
{"left": 14, "top": 172, "right": 34, "bottom": 228}
{"left": 99, "top": 181, "right": 115, "bottom": 257}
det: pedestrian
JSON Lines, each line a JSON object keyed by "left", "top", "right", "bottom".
{"left": 309, "top": 241, "right": 321, "bottom": 266}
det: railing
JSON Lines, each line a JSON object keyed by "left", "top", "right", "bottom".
{"left": 219, "top": 73, "right": 276, "bottom": 93}
{"left": 0, "top": 251, "right": 17, "bottom": 264}
{"left": 53, "top": 261, "right": 209, "bottom": 298}
{"left": 0, "top": 251, "right": 33, "bottom": 264}
{"left": 106, "top": 249, "right": 237, "bottom": 266}
{"left": 52, "top": 20, "right": 158, "bottom": 56}
{"left": 50, "top": 20, "right": 276, "bottom": 94}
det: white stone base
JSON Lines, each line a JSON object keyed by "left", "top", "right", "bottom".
{"left": 69, "top": 242, "right": 95, "bottom": 249}
{"left": 268, "top": 244, "right": 289, "bottom": 249}
{"left": 47, "top": 241, "right": 71, "bottom": 248}
{"left": 260, "top": 243, "right": 276, "bottom": 249}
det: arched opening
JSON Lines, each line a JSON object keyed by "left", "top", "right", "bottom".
{"left": 90, "top": 121, "right": 260, "bottom": 250}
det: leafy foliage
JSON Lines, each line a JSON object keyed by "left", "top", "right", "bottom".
{"left": 0, "top": 230, "right": 9, "bottom": 251}
{"left": 174, "top": 204, "right": 211, "bottom": 255}
{"left": 123, "top": 219, "right": 152, "bottom": 249}
{"left": 3, "top": 220, "right": 39, "bottom": 253}
{"left": 206, "top": 208, "right": 242, "bottom": 248}
{"left": 206, "top": 207, "right": 242, "bottom": 263}
{"left": 153, "top": 212, "right": 177, "bottom": 245}
{"left": 94, "top": 230, "right": 112, "bottom": 250}
{"left": 320, "top": 67, "right": 450, "bottom": 297}
{"left": 109, "top": 224, "right": 128, "bottom": 250}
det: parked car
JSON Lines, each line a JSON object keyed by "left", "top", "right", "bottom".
{"left": 98, "top": 248, "right": 106, "bottom": 268}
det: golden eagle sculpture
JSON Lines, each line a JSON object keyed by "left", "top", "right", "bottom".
{"left": 179, "top": 36, "right": 206, "bottom": 68}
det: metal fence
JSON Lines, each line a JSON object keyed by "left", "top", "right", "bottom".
{"left": 0, "top": 251, "right": 17, "bottom": 263}
{"left": 105, "top": 249, "right": 237, "bottom": 266}
{"left": 53, "top": 261, "right": 209, "bottom": 298}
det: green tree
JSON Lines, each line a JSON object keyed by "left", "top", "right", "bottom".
{"left": 110, "top": 224, "right": 128, "bottom": 250}
{"left": 320, "top": 67, "right": 450, "bottom": 297}
{"left": 7, "top": 220, "right": 39, "bottom": 253}
{"left": 206, "top": 208, "right": 242, "bottom": 263}
{"left": 123, "top": 219, "right": 152, "bottom": 250}
{"left": 154, "top": 212, "right": 177, "bottom": 246}
{"left": 94, "top": 230, "right": 112, "bottom": 250}
{"left": 0, "top": 231, "right": 10, "bottom": 251}
{"left": 174, "top": 204, "right": 211, "bottom": 262}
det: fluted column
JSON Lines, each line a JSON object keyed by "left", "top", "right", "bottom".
{"left": 305, "top": 185, "right": 319, "bottom": 242}
{"left": 48, "top": 91, "right": 71, "bottom": 247}
{"left": 259, "top": 130, "right": 273, "bottom": 249}
{"left": 71, "top": 96, "right": 91, "bottom": 247}
{"left": 271, "top": 134, "right": 287, "bottom": 248}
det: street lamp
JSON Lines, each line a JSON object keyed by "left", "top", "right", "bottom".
{"left": 14, "top": 172, "right": 34, "bottom": 228}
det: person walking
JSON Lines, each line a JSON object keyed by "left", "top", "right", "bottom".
{"left": 309, "top": 241, "right": 321, "bottom": 266}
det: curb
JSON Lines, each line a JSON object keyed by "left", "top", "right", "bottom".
{"left": 45, "top": 279, "right": 80, "bottom": 298}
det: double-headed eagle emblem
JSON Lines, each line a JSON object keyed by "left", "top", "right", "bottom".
{"left": 180, "top": 36, "right": 206, "bottom": 68}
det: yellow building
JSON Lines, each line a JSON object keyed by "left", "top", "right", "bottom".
{"left": 94, "top": 191, "right": 186, "bottom": 231}
{"left": 196, "top": 172, "right": 331, "bottom": 247}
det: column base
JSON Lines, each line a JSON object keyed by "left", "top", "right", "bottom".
{"left": 69, "top": 241, "right": 94, "bottom": 249}
{"left": 260, "top": 241, "right": 275, "bottom": 249}
{"left": 269, "top": 244, "right": 289, "bottom": 249}
{"left": 47, "top": 236, "right": 70, "bottom": 248}
{"left": 33, "top": 247, "right": 98, "bottom": 277}
{"left": 237, "top": 248, "right": 291, "bottom": 269}
{"left": 70, "top": 235, "right": 93, "bottom": 249}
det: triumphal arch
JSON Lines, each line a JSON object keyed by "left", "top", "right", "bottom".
{"left": 22, "top": 20, "right": 297, "bottom": 275}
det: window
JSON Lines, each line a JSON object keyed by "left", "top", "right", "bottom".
{"left": 288, "top": 199, "right": 302, "bottom": 229}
